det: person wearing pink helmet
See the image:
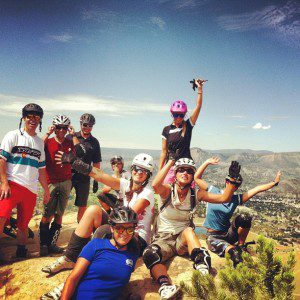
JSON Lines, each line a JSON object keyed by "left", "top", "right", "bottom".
{"left": 159, "top": 78, "right": 206, "bottom": 184}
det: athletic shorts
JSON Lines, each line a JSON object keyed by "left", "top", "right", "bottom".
{"left": 0, "top": 181, "right": 37, "bottom": 230}
{"left": 206, "top": 222, "right": 239, "bottom": 257}
{"left": 72, "top": 176, "right": 90, "bottom": 207}
{"left": 43, "top": 180, "right": 72, "bottom": 218}
{"left": 93, "top": 223, "right": 148, "bottom": 257}
{"left": 151, "top": 230, "right": 189, "bottom": 262}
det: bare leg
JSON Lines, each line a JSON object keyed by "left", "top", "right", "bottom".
{"left": 17, "top": 228, "right": 28, "bottom": 246}
{"left": 151, "top": 263, "right": 169, "bottom": 281}
{"left": 180, "top": 227, "right": 201, "bottom": 254}
{"left": 75, "top": 205, "right": 104, "bottom": 238}
{"left": 77, "top": 206, "right": 87, "bottom": 223}
{"left": 237, "top": 227, "right": 250, "bottom": 245}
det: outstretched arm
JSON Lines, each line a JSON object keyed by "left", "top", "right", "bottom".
{"left": 194, "top": 157, "right": 220, "bottom": 190}
{"left": 242, "top": 171, "right": 281, "bottom": 203}
{"left": 61, "top": 257, "right": 90, "bottom": 300}
{"left": 159, "top": 139, "right": 168, "bottom": 170}
{"left": 189, "top": 78, "right": 206, "bottom": 125}
{"left": 152, "top": 159, "right": 174, "bottom": 200}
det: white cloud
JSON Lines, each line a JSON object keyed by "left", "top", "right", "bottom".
{"left": 149, "top": 16, "right": 166, "bottom": 29}
{"left": 46, "top": 34, "right": 73, "bottom": 43}
{"left": 227, "top": 115, "right": 246, "bottom": 119}
{"left": 0, "top": 93, "right": 169, "bottom": 117}
{"left": 155, "top": 0, "right": 208, "bottom": 10}
{"left": 217, "top": 1, "right": 300, "bottom": 47}
{"left": 81, "top": 8, "right": 117, "bottom": 23}
{"left": 252, "top": 122, "right": 271, "bottom": 130}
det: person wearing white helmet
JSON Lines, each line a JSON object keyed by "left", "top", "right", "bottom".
{"left": 142, "top": 158, "right": 242, "bottom": 300}
{"left": 39, "top": 115, "right": 74, "bottom": 256}
{"left": 41, "top": 152, "right": 154, "bottom": 279}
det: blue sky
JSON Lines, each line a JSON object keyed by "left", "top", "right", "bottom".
{"left": 0, "top": 0, "right": 299, "bottom": 152}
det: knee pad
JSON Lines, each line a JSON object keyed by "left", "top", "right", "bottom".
{"left": 191, "top": 247, "right": 211, "bottom": 270}
{"left": 142, "top": 244, "right": 162, "bottom": 269}
{"left": 234, "top": 213, "right": 252, "bottom": 229}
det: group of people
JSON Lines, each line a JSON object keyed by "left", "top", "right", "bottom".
{"left": 0, "top": 78, "right": 281, "bottom": 300}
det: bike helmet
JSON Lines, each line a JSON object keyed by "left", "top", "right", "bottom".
{"left": 110, "top": 156, "right": 124, "bottom": 165}
{"left": 52, "top": 115, "right": 71, "bottom": 126}
{"left": 132, "top": 153, "right": 154, "bottom": 173}
{"left": 174, "top": 158, "right": 196, "bottom": 173}
{"left": 80, "top": 113, "right": 95, "bottom": 125}
{"left": 22, "top": 103, "right": 44, "bottom": 118}
{"left": 109, "top": 206, "right": 138, "bottom": 226}
{"left": 170, "top": 100, "right": 187, "bottom": 114}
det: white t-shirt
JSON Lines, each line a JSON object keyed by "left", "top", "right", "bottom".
{"left": 109, "top": 170, "right": 131, "bottom": 199}
{"left": 119, "top": 178, "right": 154, "bottom": 244}
{"left": 0, "top": 129, "right": 45, "bottom": 194}
{"left": 158, "top": 185, "right": 195, "bottom": 235}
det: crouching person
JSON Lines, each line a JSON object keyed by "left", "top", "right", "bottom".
{"left": 142, "top": 158, "right": 242, "bottom": 300}
{"left": 195, "top": 157, "right": 281, "bottom": 267}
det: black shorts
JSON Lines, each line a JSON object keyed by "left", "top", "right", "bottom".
{"left": 72, "top": 175, "right": 90, "bottom": 207}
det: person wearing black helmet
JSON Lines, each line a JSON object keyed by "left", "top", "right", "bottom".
{"left": 45, "top": 207, "right": 139, "bottom": 300}
{"left": 0, "top": 103, "right": 50, "bottom": 258}
{"left": 68, "top": 113, "right": 102, "bottom": 222}
{"left": 97, "top": 156, "right": 131, "bottom": 212}
{"left": 194, "top": 157, "right": 281, "bottom": 267}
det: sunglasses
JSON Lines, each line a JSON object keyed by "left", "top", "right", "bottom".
{"left": 176, "top": 167, "right": 194, "bottom": 175}
{"left": 172, "top": 113, "right": 185, "bottom": 118}
{"left": 112, "top": 162, "right": 123, "bottom": 166}
{"left": 132, "top": 165, "right": 148, "bottom": 174}
{"left": 26, "top": 114, "right": 41, "bottom": 121}
{"left": 113, "top": 226, "right": 135, "bottom": 235}
{"left": 82, "top": 123, "right": 93, "bottom": 128}
{"left": 55, "top": 125, "right": 68, "bottom": 130}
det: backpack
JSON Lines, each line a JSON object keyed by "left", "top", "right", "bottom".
{"left": 151, "top": 184, "right": 197, "bottom": 242}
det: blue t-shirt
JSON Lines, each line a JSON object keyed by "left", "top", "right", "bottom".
{"left": 73, "top": 238, "right": 138, "bottom": 300}
{"left": 203, "top": 185, "right": 243, "bottom": 232}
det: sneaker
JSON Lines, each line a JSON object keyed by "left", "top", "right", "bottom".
{"left": 194, "top": 263, "right": 210, "bottom": 275}
{"left": 158, "top": 284, "right": 180, "bottom": 300}
{"left": 40, "top": 283, "right": 64, "bottom": 300}
{"left": 48, "top": 244, "right": 64, "bottom": 254}
{"left": 41, "top": 256, "right": 75, "bottom": 274}
{"left": 40, "top": 245, "right": 49, "bottom": 257}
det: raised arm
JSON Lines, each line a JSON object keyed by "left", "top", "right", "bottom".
{"left": 242, "top": 171, "right": 281, "bottom": 203}
{"left": 159, "top": 137, "right": 168, "bottom": 170}
{"left": 194, "top": 157, "right": 220, "bottom": 190}
{"left": 43, "top": 125, "right": 55, "bottom": 142}
{"left": 60, "top": 257, "right": 90, "bottom": 300}
{"left": 152, "top": 159, "right": 174, "bottom": 200}
{"left": 189, "top": 78, "right": 206, "bottom": 125}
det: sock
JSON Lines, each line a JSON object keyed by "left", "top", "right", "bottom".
{"left": 39, "top": 222, "right": 50, "bottom": 246}
{"left": 65, "top": 231, "right": 90, "bottom": 262}
{"left": 157, "top": 275, "right": 171, "bottom": 286}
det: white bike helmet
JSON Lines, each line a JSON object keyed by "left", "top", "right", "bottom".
{"left": 52, "top": 115, "right": 71, "bottom": 126}
{"left": 174, "top": 158, "right": 196, "bottom": 173}
{"left": 132, "top": 153, "right": 154, "bottom": 173}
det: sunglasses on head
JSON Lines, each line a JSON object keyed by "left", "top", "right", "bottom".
{"left": 82, "top": 123, "right": 93, "bottom": 128}
{"left": 176, "top": 167, "right": 194, "bottom": 175}
{"left": 172, "top": 113, "right": 185, "bottom": 118}
{"left": 55, "top": 125, "right": 68, "bottom": 130}
{"left": 132, "top": 165, "right": 148, "bottom": 174}
{"left": 26, "top": 114, "right": 41, "bottom": 121}
{"left": 113, "top": 225, "right": 135, "bottom": 235}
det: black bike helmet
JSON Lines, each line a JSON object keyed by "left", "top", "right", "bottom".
{"left": 109, "top": 206, "right": 138, "bottom": 226}
{"left": 22, "top": 103, "right": 44, "bottom": 118}
{"left": 110, "top": 156, "right": 124, "bottom": 165}
{"left": 80, "top": 113, "right": 95, "bottom": 125}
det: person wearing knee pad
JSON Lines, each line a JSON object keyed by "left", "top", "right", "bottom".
{"left": 41, "top": 153, "right": 154, "bottom": 276}
{"left": 194, "top": 157, "right": 281, "bottom": 267}
{"left": 143, "top": 158, "right": 241, "bottom": 300}
{"left": 97, "top": 156, "right": 130, "bottom": 213}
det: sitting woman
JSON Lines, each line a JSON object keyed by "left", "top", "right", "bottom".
{"left": 42, "top": 153, "right": 154, "bottom": 276}
{"left": 60, "top": 206, "right": 139, "bottom": 300}
{"left": 194, "top": 157, "right": 281, "bottom": 267}
{"left": 142, "top": 158, "right": 242, "bottom": 300}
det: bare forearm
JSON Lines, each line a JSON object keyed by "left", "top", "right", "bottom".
{"left": 38, "top": 168, "right": 48, "bottom": 190}
{"left": 89, "top": 167, "right": 120, "bottom": 190}
{"left": 0, "top": 159, "right": 8, "bottom": 183}
{"left": 61, "top": 277, "right": 79, "bottom": 300}
{"left": 152, "top": 160, "right": 173, "bottom": 192}
{"left": 243, "top": 181, "right": 277, "bottom": 202}
{"left": 159, "top": 151, "right": 167, "bottom": 170}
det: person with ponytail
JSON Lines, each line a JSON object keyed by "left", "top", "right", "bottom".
{"left": 41, "top": 153, "right": 154, "bottom": 277}
{"left": 159, "top": 78, "right": 206, "bottom": 184}
{"left": 0, "top": 103, "right": 50, "bottom": 258}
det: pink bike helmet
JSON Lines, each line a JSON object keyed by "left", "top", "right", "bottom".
{"left": 170, "top": 100, "right": 187, "bottom": 114}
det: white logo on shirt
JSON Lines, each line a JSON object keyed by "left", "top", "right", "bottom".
{"left": 126, "top": 259, "right": 133, "bottom": 267}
